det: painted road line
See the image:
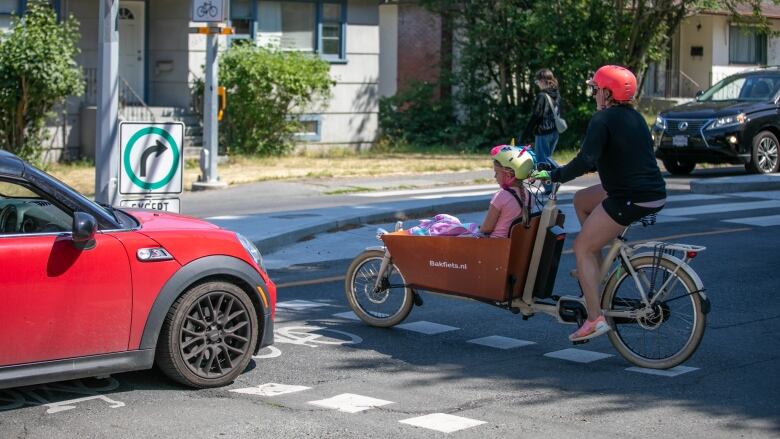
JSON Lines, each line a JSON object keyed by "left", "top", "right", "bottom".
{"left": 333, "top": 311, "right": 361, "bottom": 321}
{"left": 230, "top": 383, "right": 311, "bottom": 397}
{"left": 396, "top": 321, "right": 460, "bottom": 335}
{"left": 351, "top": 184, "right": 497, "bottom": 198}
{"left": 277, "top": 300, "right": 333, "bottom": 310}
{"left": 662, "top": 200, "right": 780, "bottom": 216}
{"left": 626, "top": 366, "right": 699, "bottom": 377}
{"left": 664, "top": 194, "right": 725, "bottom": 203}
{"left": 730, "top": 190, "right": 780, "bottom": 200}
{"left": 544, "top": 348, "right": 613, "bottom": 363}
{"left": 467, "top": 335, "right": 536, "bottom": 349}
{"left": 399, "top": 413, "right": 486, "bottom": 433}
{"left": 723, "top": 214, "right": 780, "bottom": 227}
{"left": 412, "top": 190, "right": 495, "bottom": 200}
{"left": 308, "top": 393, "right": 394, "bottom": 413}
{"left": 276, "top": 276, "right": 344, "bottom": 289}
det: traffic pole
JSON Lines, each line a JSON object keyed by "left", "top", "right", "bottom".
{"left": 95, "top": 0, "right": 120, "bottom": 204}
{"left": 193, "top": 28, "right": 227, "bottom": 190}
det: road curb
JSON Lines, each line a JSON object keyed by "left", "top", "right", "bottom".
{"left": 690, "top": 174, "right": 780, "bottom": 194}
{"left": 253, "top": 198, "right": 486, "bottom": 254}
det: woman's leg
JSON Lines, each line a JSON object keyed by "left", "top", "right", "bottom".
{"left": 572, "top": 184, "right": 607, "bottom": 226}
{"left": 573, "top": 203, "right": 625, "bottom": 320}
{"left": 533, "top": 135, "right": 550, "bottom": 163}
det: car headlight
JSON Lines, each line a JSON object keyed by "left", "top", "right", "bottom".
{"left": 706, "top": 113, "right": 746, "bottom": 130}
{"left": 236, "top": 233, "right": 266, "bottom": 272}
{"left": 655, "top": 115, "right": 667, "bottom": 130}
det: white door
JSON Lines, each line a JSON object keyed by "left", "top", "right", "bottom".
{"left": 119, "top": 1, "right": 145, "bottom": 98}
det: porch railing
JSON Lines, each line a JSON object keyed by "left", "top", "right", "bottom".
{"left": 83, "top": 67, "right": 155, "bottom": 121}
{"left": 678, "top": 70, "right": 701, "bottom": 98}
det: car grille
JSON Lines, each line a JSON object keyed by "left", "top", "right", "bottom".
{"left": 664, "top": 119, "right": 711, "bottom": 135}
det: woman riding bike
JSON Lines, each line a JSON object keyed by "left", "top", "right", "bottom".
{"left": 532, "top": 65, "right": 667, "bottom": 342}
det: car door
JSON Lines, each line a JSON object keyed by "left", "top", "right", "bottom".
{"left": 0, "top": 181, "right": 132, "bottom": 367}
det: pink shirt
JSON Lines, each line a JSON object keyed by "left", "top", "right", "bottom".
{"left": 489, "top": 187, "right": 527, "bottom": 238}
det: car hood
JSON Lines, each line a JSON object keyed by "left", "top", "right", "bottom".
{"left": 661, "top": 100, "right": 763, "bottom": 118}
{"left": 124, "top": 209, "right": 221, "bottom": 231}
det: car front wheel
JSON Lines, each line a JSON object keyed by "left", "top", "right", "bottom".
{"left": 156, "top": 281, "right": 259, "bottom": 388}
{"left": 662, "top": 158, "right": 696, "bottom": 176}
{"left": 746, "top": 130, "right": 780, "bottom": 174}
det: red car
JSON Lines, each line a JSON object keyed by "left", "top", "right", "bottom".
{"left": 0, "top": 150, "right": 275, "bottom": 389}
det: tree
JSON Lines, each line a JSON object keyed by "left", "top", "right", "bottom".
{"left": 0, "top": 4, "right": 83, "bottom": 161}
{"left": 219, "top": 45, "right": 334, "bottom": 156}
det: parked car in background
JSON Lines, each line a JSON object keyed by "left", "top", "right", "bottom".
{"left": 0, "top": 150, "right": 276, "bottom": 389}
{"left": 653, "top": 67, "right": 780, "bottom": 175}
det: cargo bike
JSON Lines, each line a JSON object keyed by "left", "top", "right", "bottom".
{"left": 345, "top": 178, "right": 710, "bottom": 369}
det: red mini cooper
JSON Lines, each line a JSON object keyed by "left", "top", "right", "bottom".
{"left": 0, "top": 150, "right": 275, "bottom": 389}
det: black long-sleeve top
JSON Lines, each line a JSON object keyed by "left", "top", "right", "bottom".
{"left": 550, "top": 105, "right": 666, "bottom": 203}
{"left": 521, "top": 89, "right": 560, "bottom": 143}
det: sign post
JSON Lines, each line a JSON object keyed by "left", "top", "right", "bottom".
{"left": 192, "top": 0, "right": 229, "bottom": 191}
{"left": 95, "top": 0, "right": 119, "bottom": 205}
{"left": 119, "top": 122, "right": 184, "bottom": 212}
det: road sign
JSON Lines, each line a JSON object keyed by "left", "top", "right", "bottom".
{"left": 119, "top": 198, "right": 180, "bottom": 213}
{"left": 192, "top": 0, "right": 227, "bottom": 23}
{"left": 119, "top": 122, "right": 184, "bottom": 195}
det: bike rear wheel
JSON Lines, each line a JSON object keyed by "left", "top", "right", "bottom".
{"left": 602, "top": 255, "right": 706, "bottom": 369}
{"left": 345, "top": 249, "right": 413, "bottom": 327}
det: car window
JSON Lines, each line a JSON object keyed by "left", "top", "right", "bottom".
{"left": 0, "top": 179, "right": 72, "bottom": 235}
{"left": 701, "top": 75, "right": 780, "bottom": 102}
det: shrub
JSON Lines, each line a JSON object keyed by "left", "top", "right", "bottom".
{"left": 378, "top": 82, "right": 458, "bottom": 149}
{"left": 0, "top": 4, "right": 83, "bottom": 161}
{"left": 219, "top": 45, "right": 334, "bottom": 156}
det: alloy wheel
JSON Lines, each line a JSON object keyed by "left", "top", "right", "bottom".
{"left": 757, "top": 136, "right": 779, "bottom": 173}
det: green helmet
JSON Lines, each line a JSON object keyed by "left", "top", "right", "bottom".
{"left": 490, "top": 145, "right": 536, "bottom": 180}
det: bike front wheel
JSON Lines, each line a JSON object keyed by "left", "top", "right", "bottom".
{"left": 345, "top": 249, "right": 413, "bottom": 327}
{"left": 602, "top": 255, "right": 706, "bottom": 369}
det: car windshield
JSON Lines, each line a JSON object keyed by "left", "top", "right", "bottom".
{"left": 699, "top": 74, "right": 780, "bottom": 102}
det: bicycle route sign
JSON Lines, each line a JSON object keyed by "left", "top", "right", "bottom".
{"left": 191, "top": 0, "right": 228, "bottom": 23}
{"left": 119, "top": 122, "right": 184, "bottom": 196}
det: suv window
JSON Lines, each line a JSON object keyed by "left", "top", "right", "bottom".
{"left": 700, "top": 74, "right": 780, "bottom": 102}
{"left": 0, "top": 180, "right": 72, "bottom": 235}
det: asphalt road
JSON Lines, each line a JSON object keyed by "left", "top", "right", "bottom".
{"left": 1, "top": 185, "right": 778, "bottom": 438}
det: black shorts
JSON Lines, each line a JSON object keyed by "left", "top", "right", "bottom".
{"left": 602, "top": 197, "right": 663, "bottom": 227}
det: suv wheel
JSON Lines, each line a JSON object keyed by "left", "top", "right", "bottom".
{"left": 746, "top": 131, "right": 780, "bottom": 174}
{"left": 662, "top": 159, "right": 696, "bottom": 176}
{"left": 156, "top": 281, "right": 259, "bottom": 388}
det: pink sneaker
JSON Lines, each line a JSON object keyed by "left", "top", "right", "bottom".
{"left": 569, "top": 315, "right": 611, "bottom": 342}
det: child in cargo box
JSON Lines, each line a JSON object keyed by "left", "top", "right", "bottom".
{"left": 479, "top": 145, "right": 535, "bottom": 238}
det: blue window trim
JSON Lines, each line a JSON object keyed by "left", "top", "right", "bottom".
{"left": 248, "top": 0, "right": 347, "bottom": 63}
{"left": 19, "top": 1, "right": 61, "bottom": 19}
{"left": 292, "top": 114, "right": 322, "bottom": 142}
{"left": 229, "top": 0, "right": 257, "bottom": 40}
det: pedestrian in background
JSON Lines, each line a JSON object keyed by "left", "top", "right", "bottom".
{"left": 522, "top": 68, "right": 563, "bottom": 192}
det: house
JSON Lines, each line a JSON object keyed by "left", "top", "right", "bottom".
{"left": 1, "top": 0, "right": 387, "bottom": 161}
{"left": 643, "top": 4, "right": 780, "bottom": 98}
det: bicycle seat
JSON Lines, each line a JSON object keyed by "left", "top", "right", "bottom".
{"left": 635, "top": 213, "right": 657, "bottom": 227}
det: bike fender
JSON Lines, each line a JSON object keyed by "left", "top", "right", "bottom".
{"left": 365, "top": 246, "right": 386, "bottom": 252}
{"left": 628, "top": 252, "right": 709, "bottom": 307}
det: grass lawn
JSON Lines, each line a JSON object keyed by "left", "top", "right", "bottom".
{"left": 43, "top": 148, "right": 581, "bottom": 197}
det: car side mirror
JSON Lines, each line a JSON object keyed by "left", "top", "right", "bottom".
{"left": 695, "top": 90, "right": 703, "bottom": 100}
{"left": 72, "top": 211, "right": 97, "bottom": 250}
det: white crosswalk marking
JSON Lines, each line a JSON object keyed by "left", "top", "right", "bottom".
{"left": 308, "top": 393, "right": 394, "bottom": 413}
{"left": 723, "top": 214, "right": 780, "bottom": 227}
{"left": 467, "top": 335, "right": 535, "bottom": 349}
{"left": 731, "top": 190, "right": 780, "bottom": 200}
{"left": 626, "top": 366, "right": 699, "bottom": 377}
{"left": 230, "top": 383, "right": 311, "bottom": 397}
{"left": 400, "top": 413, "right": 486, "bottom": 433}
{"left": 663, "top": 200, "right": 780, "bottom": 216}
{"left": 396, "top": 321, "right": 459, "bottom": 335}
{"left": 544, "top": 348, "right": 613, "bottom": 363}
{"left": 277, "top": 300, "right": 332, "bottom": 310}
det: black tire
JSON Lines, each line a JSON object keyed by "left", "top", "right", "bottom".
{"left": 662, "top": 158, "right": 696, "bottom": 176}
{"left": 345, "top": 249, "right": 413, "bottom": 327}
{"left": 602, "top": 256, "right": 706, "bottom": 369}
{"left": 745, "top": 130, "right": 780, "bottom": 174}
{"left": 156, "top": 281, "right": 259, "bottom": 388}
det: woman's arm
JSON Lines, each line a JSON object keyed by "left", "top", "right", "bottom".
{"left": 521, "top": 94, "right": 545, "bottom": 143}
{"left": 551, "top": 116, "right": 608, "bottom": 183}
{"left": 480, "top": 205, "right": 501, "bottom": 235}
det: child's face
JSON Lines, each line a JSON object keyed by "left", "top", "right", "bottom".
{"left": 494, "top": 164, "right": 514, "bottom": 186}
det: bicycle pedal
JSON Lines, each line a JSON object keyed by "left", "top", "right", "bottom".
{"left": 572, "top": 339, "right": 590, "bottom": 345}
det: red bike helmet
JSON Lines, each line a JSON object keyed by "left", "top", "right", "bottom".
{"left": 590, "top": 65, "right": 637, "bottom": 102}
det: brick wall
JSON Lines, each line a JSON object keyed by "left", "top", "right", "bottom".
{"left": 397, "top": 3, "right": 442, "bottom": 94}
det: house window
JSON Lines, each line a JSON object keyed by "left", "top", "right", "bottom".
{"left": 230, "top": 0, "right": 255, "bottom": 37}
{"left": 729, "top": 26, "right": 767, "bottom": 65}
{"left": 0, "top": 0, "right": 19, "bottom": 28}
{"left": 257, "top": 0, "right": 346, "bottom": 61}
{"left": 293, "top": 115, "right": 321, "bottom": 141}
